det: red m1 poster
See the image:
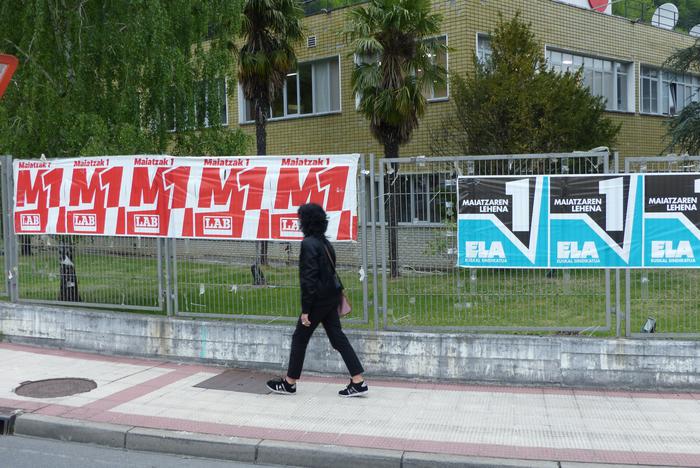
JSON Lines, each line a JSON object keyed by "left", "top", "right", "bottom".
{"left": 13, "top": 155, "right": 359, "bottom": 242}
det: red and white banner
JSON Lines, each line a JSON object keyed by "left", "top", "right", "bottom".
{"left": 13, "top": 155, "right": 359, "bottom": 241}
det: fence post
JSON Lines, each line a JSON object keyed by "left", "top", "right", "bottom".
{"left": 156, "top": 238, "right": 165, "bottom": 314}
{"left": 359, "top": 154, "right": 370, "bottom": 325}
{"left": 1, "top": 155, "right": 18, "bottom": 302}
{"left": 625, "top": 268, "right": 631, "bottom": 337}
{"left": 369, "top": 154, "right": 380, "bottom": 331}
{"left": 163, "top": 238, "right": 174, "bottom": 316}
{"left": 378, "top": 160, "right": 388, "bottom": 329}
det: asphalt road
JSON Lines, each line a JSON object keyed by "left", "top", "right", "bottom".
{"left": 0, "top": 435, "right": 290, "bottom": 468}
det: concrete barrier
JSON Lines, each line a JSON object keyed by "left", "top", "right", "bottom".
{"left": 1, "top": 302, "right": 699, "bottom": 390}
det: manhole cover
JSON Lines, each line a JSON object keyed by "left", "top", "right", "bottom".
{"left": 15, "top": 378, "right": 97, "bottom": 398}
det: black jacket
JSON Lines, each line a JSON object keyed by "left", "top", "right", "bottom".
{"left": 299, "top": 235, "right": 341, "bottom": 315}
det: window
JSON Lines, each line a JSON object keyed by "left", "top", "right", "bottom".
{"left": 355, "top": 35, "right": 448, "bottom": 106}
{"left": 378, "top": 173, "right": 451, "bottom": 224}
{"left": 641, "top": 66, "right": 700, "bottom": 116}
{"left": 420, "top": 36, "right": 448, "bottom": 100}
{"left": 167, "top": 78, "right": 228, "bottom": 131}
{"left": 476, "top": 34, "right": 492, "bottom": 64}
{"left": 546, "top": 48, "right": 633, "bottom": 112}
{"left": 239, "top": 56, "right": 340, "bottom": 123}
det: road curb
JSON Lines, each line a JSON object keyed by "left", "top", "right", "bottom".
{"left": 125, "top": 426, "right": 260, "bottom": 463}
{"left": 257, "top": 439, "right": 402, "bottom": 468}
{"left": 10, "top": 413, "right": 675, "bottom": 468}
{"left": 14, "top": 413, "right": 129, "bottom": 448}
{"left": 402, "top": 451, "right": 558, "bottom": 467}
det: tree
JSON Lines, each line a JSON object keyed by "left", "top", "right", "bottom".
{"left": 665, "top": 38, "right": 700, "bottom": 154}
{"left": 430, "top": 14, "right": 619, "bottom": 167}
{"left": 237, "top": 0, "right": 304, "bottom": 269}
{"left": 0, "top": 1, "right": 248, "bottom": 302}
{"left": 613, "top": 0, "right": 700, "bottom": 32}
{"left": 346, "top": 0, "right": 447, "bottom": 278}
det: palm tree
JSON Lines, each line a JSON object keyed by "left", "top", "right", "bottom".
{"left": 346, "top": 0, "right": 446, "bottom": 277}
{"left": 238, "top": 0, "right": 303, "bottom": 269}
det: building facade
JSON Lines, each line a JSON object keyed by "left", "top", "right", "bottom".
{"left": 230, "top": 0, "right": 697, "bottom": 159}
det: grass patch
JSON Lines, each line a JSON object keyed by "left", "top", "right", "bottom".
{"left": 14, "top": 253, "right": 700, "bottom": 334}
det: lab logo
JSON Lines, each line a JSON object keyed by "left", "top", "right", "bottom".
{"left": 71, "top": 213, "right": 98, "bottom": 232}
{"left": 134, "top": 215, "right": 160, "bottom": 233}
{"left": 72, "top": 214, "right": 96, "bottom": 228}
{"left": 557, "top": 241, "right": 599, "bottom": 259}
{"left": 20, "top": 214, "right": 41, "bottom": 231}
{"left": 279, "top": 217, "right": 301, "bottom": 237}
{"left": 203, "top": 216, "right": 232, "bottom": 233}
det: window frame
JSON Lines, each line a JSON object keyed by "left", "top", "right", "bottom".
{"left": 544, "top": 45, "right": 635, "bottom": 114}
{"left": 475, "top": 32, "right": 492, "bottom": 65}
{"left": 640, "top": 64, "right": 700, "bottom": 117}
{"left": 421, "top": 34, "right": 449, "bottom": 102}
{"left": 238, "top": 54, "right": 343, "bottom": 124}
{"left": 353, "top": 34, "right": 449, "bottom": 109}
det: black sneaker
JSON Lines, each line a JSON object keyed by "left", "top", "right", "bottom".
{"left": 266, "top": 377, "right": 296, "bottom": 395}
{"left": 339, "top": 380, "right": 368, "bottom": 397}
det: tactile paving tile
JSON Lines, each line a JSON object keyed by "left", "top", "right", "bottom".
{"left": 194, "top": 369, "right": 273, "bottom": 395}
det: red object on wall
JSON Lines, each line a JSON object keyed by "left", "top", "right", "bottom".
{"left": 589, "top": 0, "right": 608, "bottom": 12}
{"left": 0, "top": 54, "right": 18, "bottom": 99}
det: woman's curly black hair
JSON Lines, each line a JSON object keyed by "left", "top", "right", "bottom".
{"left": 297, "top": 203, "right": 328, "bottom": 237}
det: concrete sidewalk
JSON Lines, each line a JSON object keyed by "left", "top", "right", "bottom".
{"left": 0, "top": 342, "right": 698, "bottom": 467}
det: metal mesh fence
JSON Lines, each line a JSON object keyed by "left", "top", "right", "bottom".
{"left": 172, "top": 160, "right": 373, "bottom": 324}
{"left": 624, "top": 156, "right": 700, "bottom": 336}
{"left": 7, "top": 152, "right": 697, "bottom": 336}
{"left": 0, "top": 162, "right": 6, "bottom": 298}
{"left": 17, "top": 235, "right": 163, "bottom": 311}
{"left": 172, "top": 235, "right": 371, "bottom": 324}
{"left": 378, "top": 153, "right": 612, "bottom": 332}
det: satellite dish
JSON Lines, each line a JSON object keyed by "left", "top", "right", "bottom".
{"left": 690, "top": 25, "right": 700, "bottom": 37}
{"left": 651, "top": 3, "right": 679, "bottom": 30}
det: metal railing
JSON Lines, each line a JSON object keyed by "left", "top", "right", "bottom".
{"left": 1, "top": 152, "right": 698, "bottom": 337}
{"left": 302, "top": 0, "right": 365, "bottom": 16}
{"left": 624, "top": 155, "right": 700, "bottom": 338}
{"left": 377, "top": 152, "right": 615, "bottom": 332}
{"left": 0, "top": 158, "right": 8, "bottom": 298}
{"left": 613, "top": 0, "right": 682, "bottom": 31}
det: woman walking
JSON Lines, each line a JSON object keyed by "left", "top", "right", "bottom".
{"left": 267, "top": 203, "right": 368, "bottom": 397}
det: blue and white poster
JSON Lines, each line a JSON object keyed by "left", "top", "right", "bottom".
{"left": 457, "top": 176, "right": 549, "bottom": 268}
{"left": 643, "top": 174, "right": 700, "bottom": 267}
{"left": 548, "top": 175, "right": 643, "bottom": 268}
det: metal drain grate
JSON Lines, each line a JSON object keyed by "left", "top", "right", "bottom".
{"left": 15, "top": 378, "right": 97, "bottom": 398}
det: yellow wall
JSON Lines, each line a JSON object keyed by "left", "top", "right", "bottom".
{"left": 232, "top": 0, "right": 696, "bottom": 159}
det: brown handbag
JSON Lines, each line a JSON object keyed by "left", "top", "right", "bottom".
{"left": 323, "top": 243, "right": 352, "bottom": 317}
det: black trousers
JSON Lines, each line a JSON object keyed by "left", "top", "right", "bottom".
{"left": 286, "top": 299, "right": 364, "bottom": 380}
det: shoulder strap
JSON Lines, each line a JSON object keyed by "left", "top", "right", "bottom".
{"left": 322, "top": 242, "right": 343, "bottom": 289}
{"left": 322, "top": 243, "right": 336, "bottom": 273}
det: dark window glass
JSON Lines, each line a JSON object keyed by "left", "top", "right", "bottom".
{"left": 287, "top": 74, "right": 298, "bottom": 115}
{"left": 299, "top": 64, "right": 313, "bottom": 114}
